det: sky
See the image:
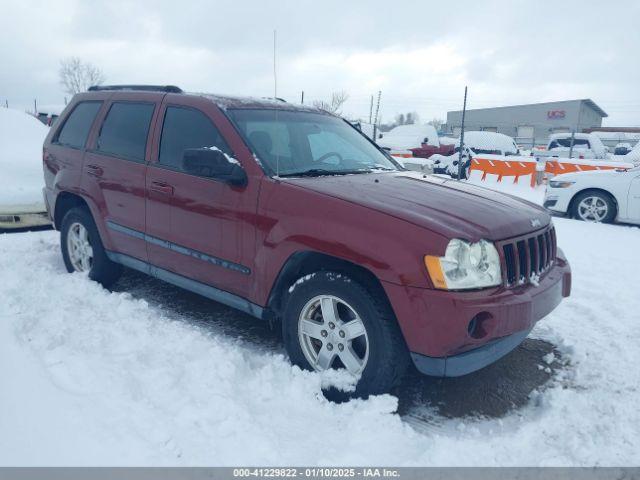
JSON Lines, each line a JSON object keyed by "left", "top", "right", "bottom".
{"left": 2, "top": 0, "right": 640, "bottom": 126}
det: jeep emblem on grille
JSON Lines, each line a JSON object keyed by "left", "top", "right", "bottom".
{"left": 530, "top": 218, "right": 541, "bottom": 228}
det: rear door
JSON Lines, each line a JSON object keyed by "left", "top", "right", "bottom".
{"left": 81, "top": 92, "right": 163, "bottom": 261}
{"left": 145, "top": 96, "right": 261, "bottom": 299}
{"left": 45, "top": 98, "right": 106, "bottom": 211}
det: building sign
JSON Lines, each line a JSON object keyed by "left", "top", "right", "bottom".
{"left": 547, "top": 110, "right": 566, "bottom": 119}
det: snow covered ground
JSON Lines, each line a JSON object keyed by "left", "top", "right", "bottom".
{"left": 1, "top": 178, "right": 639, "bottom": 466}
{"left": 0, "top": 108, "right": 49, "bottom": 207}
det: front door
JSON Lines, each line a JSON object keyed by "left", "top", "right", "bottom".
{"left": 145, "top": 97, "right": 260, "bottom": 298}
{"left": 628, "top": 173, "right": 640, "bottom": 223}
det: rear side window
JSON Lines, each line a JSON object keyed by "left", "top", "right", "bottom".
{"left": 55, "top": 101, "right": 102, "bottom": 149}
{"left": 159, "top": 106, "right": 232, "bottom": 170}
{"left": 97, "top": 102, "right": 155, "bottom": 162}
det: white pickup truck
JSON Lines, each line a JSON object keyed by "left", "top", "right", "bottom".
{"left": 535, "top": 133, "right": 608, "bottom": 160}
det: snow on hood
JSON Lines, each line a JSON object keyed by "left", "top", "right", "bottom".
{"left": 378, "top": 124, "right": 439, "bottom": 150}
{"left": 455, "top": 131, "right": 518, "bottom": 155}
{"left": 0, "top": 108, "right": 49, "bottom": 206}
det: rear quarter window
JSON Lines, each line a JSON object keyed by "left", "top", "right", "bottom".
{"left": 96, "top": 102, "right": 155, "bottom": 162}
{"left": 54, "top": 101, "right": 103, "bottom": 149}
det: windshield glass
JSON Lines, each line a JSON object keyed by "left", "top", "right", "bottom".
{"left": 228, "top": 109, "right": 400, "bottom": 176}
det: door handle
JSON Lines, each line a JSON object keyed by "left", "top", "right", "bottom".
{"left": 150, "top": 181, "right": 174, "bottom": 195}
{"left": 86, "top": 164, "right": 104, "bottom": 177}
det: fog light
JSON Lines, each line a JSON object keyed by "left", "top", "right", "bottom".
{"left": 467, "top": 312, "right": 494, "bottom": 339}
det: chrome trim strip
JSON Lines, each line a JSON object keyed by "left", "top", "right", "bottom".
{"left": 106, "top": 220, "right": 251, "bottom": 275}
{"left": 105, "top": 250, "right": 264, "bottom": 319}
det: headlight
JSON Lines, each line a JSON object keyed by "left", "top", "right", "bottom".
{"left": 549, "top": 180, "right": 575, "bottom": 188}
{"left": 424, "top": 239, "right": 502, "bottom": 290}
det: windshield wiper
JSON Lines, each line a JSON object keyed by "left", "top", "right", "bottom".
{"left": 278, "top": 168, "right": 371, "bottom": 178}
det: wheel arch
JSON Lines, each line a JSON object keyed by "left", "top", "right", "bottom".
{"left": 568, "top": 187, "right": 619, "bottom": 219}
{"left": 266, "top": 251, "right": 395, "bottom": 321}
{"left": 53, "top": 191, "right": 90, "bottom": 230}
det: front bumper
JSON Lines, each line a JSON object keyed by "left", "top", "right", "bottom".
{"left": 382, "top": 249, "right": 571, "bottom": 377}
{"left": 411, "top": 327, "right": 532, "bottom": 377}
{"left": 543, "top": 191, "right": 573, "bottom": 215}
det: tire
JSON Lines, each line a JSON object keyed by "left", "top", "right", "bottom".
{"left": 282, "top": 271, "right": 409, "bottom": 398}
{"left": 571, "top": 190, "right": 616, "bottom": 223}
{"left": 60, "top": 206, "right": 122, "bottom": 287}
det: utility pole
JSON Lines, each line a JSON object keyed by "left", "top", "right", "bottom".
{"left": 34, "top": 98, "right": 37, "bottom": 115}
{"left": 372, "top": 91, "right": 381, "bottom": 140}
{"left": 568, "top": 102, "right": 583, "bottom": 160}
{"left": 300, "top": 91, "right": 304, "bottom": 104}
{"left": 369, "top": 95, "right": 374, "bottom": 124}
{"left": 457, "top": 86, "right": 468, "bottom": 180}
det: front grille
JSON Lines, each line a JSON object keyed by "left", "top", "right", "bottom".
{"left": 500, "top": 226, "right": 556, "bottom": 287}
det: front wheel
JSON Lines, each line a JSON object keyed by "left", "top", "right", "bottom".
{"left": 60, "top": 207, "right": 122, "bottom": 287}
{"left": 571, "top": 191, "right": 616, "bottom": 223}
{"left": 282, "top": 272, "right": 409, "bottom": 398}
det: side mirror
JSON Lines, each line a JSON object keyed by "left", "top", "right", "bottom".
{"left": 378, "top": 133, "right": 383, "bottom": 139}
{"left": 423, "top": 137, "right": 429, "bottom": 144}
{"left": 182, "top": 148, "right": 247, "bottom": 187}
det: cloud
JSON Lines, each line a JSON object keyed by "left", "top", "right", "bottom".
{"left": 2, "top": 0, "right": 639, "bottom": 125}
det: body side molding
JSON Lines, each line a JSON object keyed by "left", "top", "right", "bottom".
{"left": 105, "top": 250, "right": 265, "bottom": 319}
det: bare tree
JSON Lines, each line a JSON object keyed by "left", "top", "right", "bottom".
{"left": 59, "top": 57, "right": 106, "bottom": 95}
{"left": 313, "top": 90, "right": 349, "bottom": 115}
{"left": 393, "top": 111, "right": 420, "bottom": 126}
{"left": 427, "top": 117, "right": 444, "bottom": 131}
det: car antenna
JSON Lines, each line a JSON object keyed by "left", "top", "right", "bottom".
{"left": 273, "top": 29, "right": 280, "bottom": 177}
{"left": 457, "top": 86, "right": 468, "bottom": 180}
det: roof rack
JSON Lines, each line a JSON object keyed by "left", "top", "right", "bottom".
{"left": 87, "top": 85, "right": 183, "bottom": 93}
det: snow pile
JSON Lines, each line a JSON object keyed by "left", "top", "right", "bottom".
{"left": 2, "top": 223, "right": 640, "bottom": 466}
{"left": 456, "top": 131, "right": 519, "bottom": 156}
{"left": 378, "top": 124, "right": 439, "bottom": 150}
{"left": 438, "top": 136, "right": 457, "bottom": 146}
{"left": 0, "top": 108, "right": 49, "bottom": 206}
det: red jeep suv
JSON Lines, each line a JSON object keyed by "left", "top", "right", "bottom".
{"left": 43, "top": 85, "right": 571, "bottom": 397}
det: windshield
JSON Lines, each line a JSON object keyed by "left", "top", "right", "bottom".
{"left": 227, "top": 109, "right": 400, "bottom": 176}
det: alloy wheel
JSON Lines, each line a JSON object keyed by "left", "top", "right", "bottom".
{"left": 577, "top": 196, "right": 608, "bottom": 222}
{"left": 67, "top": 222, "right": 93, "bottom": 272}
{"left": 298, "top": 295, "right": 369, "bottom": 375}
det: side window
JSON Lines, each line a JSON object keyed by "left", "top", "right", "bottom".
{"left": 97, "top": 102, "right": 155, "bottom": 162}
{"left": 159, "top": 106, "right": 232, "bottom": 171}
{"left": 55, "top": 101, "right": 102, "bottom": 149}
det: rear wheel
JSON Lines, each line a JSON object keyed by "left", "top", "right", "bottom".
{"left": 571, "top": 191, "right": 616, "bottom": 223}
{"left": 60, "top": 207, "right": 122, "bottom": 287}
{"left": 282, "top": 271, "right": 408, "bottom": 398}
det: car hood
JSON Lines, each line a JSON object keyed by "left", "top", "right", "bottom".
{"left": 554, "top": 169, "right": 628, "bottom": 182}
{"left": 281, "top": 171, "right": 550, "bottom": 241}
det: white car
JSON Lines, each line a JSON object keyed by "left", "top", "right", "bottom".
{"left": 0, "top": 107, "right": 51, "bottom": 230}
{"left": 544, "top": 167, "right": 640, "bottom": 224}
